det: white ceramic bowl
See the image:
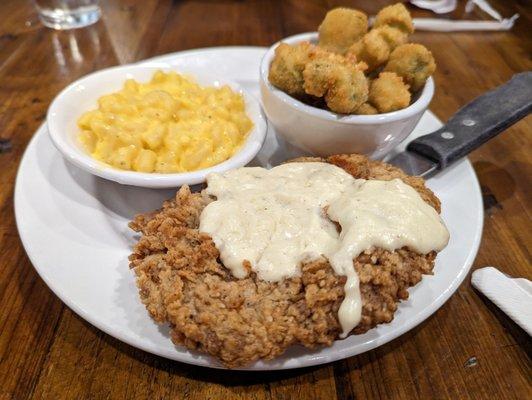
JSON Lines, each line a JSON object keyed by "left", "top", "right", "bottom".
{"left": 48, "top": 63, "right": 267, "bottom": 188}
{"left": 260, "top": 32, "right": 435, "bottom": 159}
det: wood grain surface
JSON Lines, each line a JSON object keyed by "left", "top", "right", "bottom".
{"left": 0, "top": 0, "right": 530, "bottom": 399}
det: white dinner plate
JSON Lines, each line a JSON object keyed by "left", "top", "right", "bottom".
{"left": 15, "top": 47, "right": 483, "bottom": 370}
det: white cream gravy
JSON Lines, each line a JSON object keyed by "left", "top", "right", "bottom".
{"left": 199, "top": 162, "right": 449, "bottom": 336}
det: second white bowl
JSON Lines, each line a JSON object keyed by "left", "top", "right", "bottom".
{"left": 260, "top": 32, "right": 434, "bottom": 159}
{"left": 48, "top": 62, "right": 267, "bottom": 188}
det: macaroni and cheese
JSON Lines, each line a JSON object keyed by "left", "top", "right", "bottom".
{"left": 78, "top": 71, "right": 253, "bottom": 173}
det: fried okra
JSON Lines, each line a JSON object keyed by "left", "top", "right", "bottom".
{"left": 318, "top": 8, "right": 368, "bottom": 55}
{"left": 303, "top": 52, "right": 369, "bottom": 114}
{"left": 384, "top": 43, "right": 436, "bottom": 92}
{"left": 369, "top": 72, "right": 411, "bottom": 113}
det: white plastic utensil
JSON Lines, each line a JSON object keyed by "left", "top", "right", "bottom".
{"left": 471, "top": 267, "right": 532, "bottom": 336}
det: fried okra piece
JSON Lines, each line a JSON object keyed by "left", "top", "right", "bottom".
{"left": 346, "top": 25, "right": 408, "bottom": 72}
{"left": 374, "top": 3, "right": 414, "bottom": 34}
{"left": 303, "top": 52, "right": 369, "bottom": 114}
{"left": 369, "top": 72, "right": 411, "bottom": 113}
{"left": 318, "top": 8, "right": 368, "bottom": 55}
{"left": 355, "top": 103, "right": 378, "bottom": 115}
{"left": 384, "top": 43, "right": 436, "bottom": 92}
{"left": 268, "top": 42, "right": 319, "bottom": 97}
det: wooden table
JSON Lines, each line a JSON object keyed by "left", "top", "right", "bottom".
{"left": 0, "top": 1, "right": 530, "bottom": 399}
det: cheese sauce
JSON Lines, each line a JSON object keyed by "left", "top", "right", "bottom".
{"left": 199, "top": 162, "right": 449, "bottom": 336}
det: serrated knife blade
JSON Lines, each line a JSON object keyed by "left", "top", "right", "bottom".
{"left": 387, "top": 151, "right": 438, "bottom": 178}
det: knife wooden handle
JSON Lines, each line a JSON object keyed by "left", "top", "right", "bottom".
{"left": 407, "top": 72, "right": 532, "bottom": 168}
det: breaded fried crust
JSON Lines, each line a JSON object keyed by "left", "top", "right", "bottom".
{"left": 129, "top": 155, "right": 441, "bottom": 367}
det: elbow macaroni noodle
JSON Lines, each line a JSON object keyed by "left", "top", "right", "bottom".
{"left": 78, "top": 71, "right": 253, "bottom": 173}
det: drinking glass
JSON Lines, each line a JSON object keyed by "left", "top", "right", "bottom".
{"left": 33, "top": 0, "right": 101, "bottom": 30}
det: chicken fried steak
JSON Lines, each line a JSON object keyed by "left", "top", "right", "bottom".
{"left": 129, "top": 154, "right": 443, "bottom": 367}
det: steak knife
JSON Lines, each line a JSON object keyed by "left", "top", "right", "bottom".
{"left": 388, "top": 72, "right": 532, "bottom": 177}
